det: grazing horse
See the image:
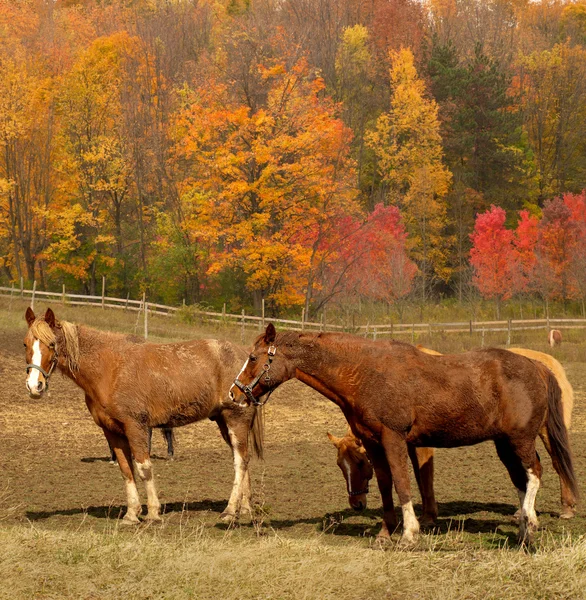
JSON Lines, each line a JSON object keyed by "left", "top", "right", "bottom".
{"left": 549, "top": 329, "right": 562, "bottom": 347}
{"left": 24, "top": 308, "right": 263, "bottom": 524}
{"left": 231, "top": 324, "right": 578, "bottom": 545}
{"left": 327, "top": 429, "right": 437, "bottom": 525}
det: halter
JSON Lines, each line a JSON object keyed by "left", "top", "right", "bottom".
{"left": 348, "top": 486, "right": 370, "bottom": 497}
{"left": 233, "top": 345, "right": 277, "bottom": 406}
{"left": 26, "top": 346, "right": 59, "bottom": 390}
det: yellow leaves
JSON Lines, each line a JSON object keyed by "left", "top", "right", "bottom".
{"left": 366, "top": 47, "right": 453, "bottom": 283}
{"left": 171, "top": 59, "right": 359, "bottom": 307}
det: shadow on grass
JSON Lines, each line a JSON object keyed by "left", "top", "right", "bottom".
{"left": 80, "top": 454, "right": 172, "bottom": 464}
{"left": 26, "top": 498, "right": 228, "bottom": 521}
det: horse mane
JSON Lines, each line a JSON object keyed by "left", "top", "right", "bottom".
{"left": 30, "top": 318, "right": 80, "bottom": 374}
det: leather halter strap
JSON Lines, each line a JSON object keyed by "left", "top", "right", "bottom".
{"left": 233, "top": 345, "right": 277, "bottom": 406}
{"left": 26, "top": 350, "right": 58, "bottom": 389}
{"left": 348, "top": 486, "right": 369, "bottom": 496}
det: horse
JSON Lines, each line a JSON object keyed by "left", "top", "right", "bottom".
{"left": 230, "top": 324, "right": 578, "bottom": 545}
{"left": 327, "top": 429, "right": 437, "bottom": 524}
{"left": 24, "top": 307, "right": 263, "bottom": 524}
{"left": 108, "top": 427, "right": 175, "bottom": 464}
{"left": 549, "top": 329, "right": 562, "bottom": 347}
{"left": 328, "top": 346, "right": 576, "bottom": 519}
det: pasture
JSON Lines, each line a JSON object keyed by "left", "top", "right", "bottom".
{"left": 1, "top": 302, "right": 586, "bottom": 599}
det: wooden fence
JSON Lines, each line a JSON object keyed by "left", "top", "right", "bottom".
{"left": 2, "top": 282, "right": 586, "bottom": 341}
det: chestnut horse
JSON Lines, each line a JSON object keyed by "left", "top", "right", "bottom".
{"left": 231, "top": 325, "right": 578, "bottom": 545}
{"left": 24, "top": 308, "right": 263, "bottom": 524}
{"left": 327, "top": 429, "right": 437, "bottom": 525}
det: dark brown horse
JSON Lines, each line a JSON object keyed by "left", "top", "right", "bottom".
{"left": 24, "top": 308, "right": 263, "bottom": 524}
{"left": 231, "top": 324, "right": 578, "bottom": 545}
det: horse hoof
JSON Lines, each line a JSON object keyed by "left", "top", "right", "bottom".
{"left": 398, "top": 535, "right": 417, "bottom": 548}
{"left": 121, "top": 514, "right": 140, "bottom": 525}
{"left": 559, "top": 507, "right": 576, "bottom": 520}
{"left": 144, "top": 514, "right": 162, "bottom": 523}
{"left": 419, "top": 515, "right": 437, "bottom": 529}
{"left": 220, "top": 511, "right": 238, "bottom": 523}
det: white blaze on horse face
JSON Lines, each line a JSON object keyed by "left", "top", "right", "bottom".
{"left": 342, "top": 458, "right": 354, "bottom": 494}
{"left": 26, "top": 340, "right": 42, "bottom": 393}
{"left": 229, "top": 358, "right": 249, "bottom": 401}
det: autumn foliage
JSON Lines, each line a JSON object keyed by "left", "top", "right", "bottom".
{"left": 2, "top": 1, "right": 586, "bottom": 316}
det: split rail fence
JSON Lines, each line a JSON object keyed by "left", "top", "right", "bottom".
{"left": 1, "top": 282, "right": 585, "bottom": 343}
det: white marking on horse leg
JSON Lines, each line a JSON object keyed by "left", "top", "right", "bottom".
{"left": 241, "top": 470, "right": 252, "bottom": 515}
{"left": 123, "top": 478, "right": 141, "bottom": 523}
{"left": 400, "top": 501, "right": 420, "bottom": 545}
{"left": 229, "top": 359, "right": 249, "bottom": 401}
{"left": 224, "top": 428, "right": 246, "bottom": 518}
{"left": 521, "top": 469, "right": 540, "bottom": 530}
{"left": 26, "top": 340, "right": 42, "bottom": 392}
{"left": 135, "top": 459, "right": 161, "bottom": 521}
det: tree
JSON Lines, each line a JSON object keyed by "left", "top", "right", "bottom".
{"left": 367, "top": 47, "right": 453, "bottom": 302}
{"left": 172, "top": 59, "right": 360, "bottom": 312}
{"left": 469, "top": 205, "right": 517, "bottom": 317}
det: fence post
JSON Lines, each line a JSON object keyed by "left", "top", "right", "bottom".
{"left": 143, "top": 293, "right": 148, "bottom": 340}
{"left": 507, "top": 319, "right": 511, "bottom": 346}
{"left": 411, "top": 323, "right": 415, "bottom": 344}
{"left": 101, "top": 276, "right": 106, "bottom": 309}
{"left": 261, "top": 298, "right": 265, "bottom": 331}
{"left": 301, "top": 308, "right": 305, "bottom": 331}
{"left": 373, "top": 326, "right": 377, "bottom": 341}
{"left": 20, "top": 276, "right": 23, "bottom": 297}
{"left": 365, "top": 322, "right": 369, "bottom": 338}
{"left": 429, "top": 323, "right": 432, "bottom": 339}
{"left": 9, "top": 282, "right": 14, "bottom": 310}
{"left": 241, "top": 309, "right": 245, "bottom": 344}
{"left": 469, "top": 320, "right": 473, "bottom": 336}
{"left": 320, "top": 312, "right": 324, "bottom": 332}
{"left": 222, "top": 303, "right": 226, "bottom": 328}
{"left": 481, "top": 328, "right": 485, "bottom": 348}
{"left": 323, "top": 306, "right": 327, "bottom": 332}
{"left": 62, "top": 284, "right": 66, "bottom": 305}
{"left": 125, "top": 293, "right": 129, "bottom": 311}
{"left": 31, "top": 280, "right": 36, "bottom": 311}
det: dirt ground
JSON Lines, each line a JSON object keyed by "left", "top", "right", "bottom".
{"left": 1, "top": 325, "right": 586, "bottom": 547}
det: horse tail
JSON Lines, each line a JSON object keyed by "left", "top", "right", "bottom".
{"left": 249, "top": 405, "right": 265, "bottom": 460}
{"left": 543, "top": 368, "right": 579, "bottom": 503}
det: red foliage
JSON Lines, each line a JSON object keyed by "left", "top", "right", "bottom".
{"left": 469, "top": 205, "right": 517, "bottom": 301}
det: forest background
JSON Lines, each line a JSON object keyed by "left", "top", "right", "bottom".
{"left": 2, "top": 0, "right": 586, "bottom": 321}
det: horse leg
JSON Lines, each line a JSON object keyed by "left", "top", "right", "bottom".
{"left": 362, "top": 440, "right": 398, "bottom": 541}
{"left": 216, "top": 410, "right": 252, "bottom": 521}
{"left": 103, "top": 428, "right": 141, "bottom": 524}
{"left": 381, "top": 428, "right": 419, "bottom": 545}
{"left": 163, "top": 428, "right": 175, "bottom": 460}
{"left": 125, "top": 422, "right": 161, "bottom": 522}
{"left": 539, "top": 428, "right": 576, "bottom": 519}
{"left": 408, "top": 445, "right": 438, "bottom": 527}
{"left": 495, "top": 438, "right": 541, "bottom": 545}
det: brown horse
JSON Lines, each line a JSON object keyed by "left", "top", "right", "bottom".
{"left": 231, "top": 324, "right": 578, "bottom": 545}
{"left": 327, "top": 429, "right": 437, "bottom": 525}
{"left": 24, "top": 307, "right": 263, "bottom": 524}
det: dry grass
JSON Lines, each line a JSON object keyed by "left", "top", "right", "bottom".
{"left": 0, "top": 523, "right": 585, "bottom": 600}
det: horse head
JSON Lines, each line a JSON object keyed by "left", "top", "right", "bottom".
{"left": 327, "top": 430, "right": 373, "bottom": 511}
{"left": 229, "top": 323, "right": 294, "bottom": 406}
{"left": 23, "top": 307, "right": 60, "bottom": 398}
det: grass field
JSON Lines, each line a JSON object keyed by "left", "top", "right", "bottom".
{"left": 1, "top": 301, "right": 586, "bottom": 599}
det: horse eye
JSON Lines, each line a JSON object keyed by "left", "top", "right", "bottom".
{"left": 249, "top": 355, "right": 257, "bottom": 363}
{"left": 357, "top": 460, "right": 365, "bottom": 468}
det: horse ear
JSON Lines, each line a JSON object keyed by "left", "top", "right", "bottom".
{"left": 25, "top": 307, "right": 36, "bottom": 327}
{"left": 327, "top": 432, "right": 341, "bottom": 447}
{"left": 45, "top": 308, "right": 57, "bottom": 329}
{"left": 264, "top": 323, "right": 276, "bottom": 344}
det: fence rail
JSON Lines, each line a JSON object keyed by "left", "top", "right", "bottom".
{"left": 2, "top": 284, "right": 585, "bottom": 340}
